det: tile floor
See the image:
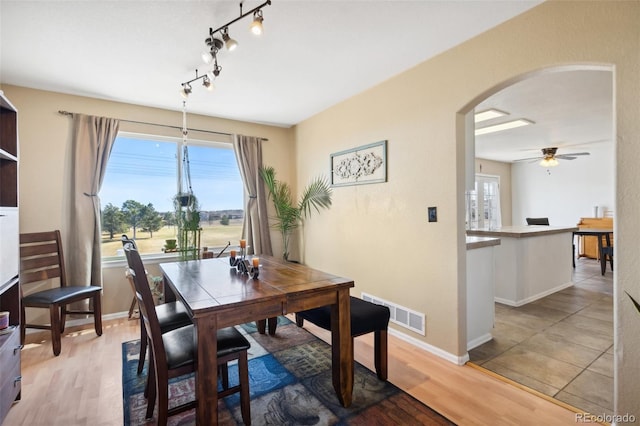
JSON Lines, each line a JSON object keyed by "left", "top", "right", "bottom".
{"left": 469, "top": 257, "right": 613, "bottom": 416}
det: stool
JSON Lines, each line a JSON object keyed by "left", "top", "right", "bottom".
{"left": 295, "top": 296, "right": 390, "bottom": 380}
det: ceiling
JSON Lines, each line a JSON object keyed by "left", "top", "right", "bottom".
{"left": 0, "top": 1, "right": 612, "bottom": 163}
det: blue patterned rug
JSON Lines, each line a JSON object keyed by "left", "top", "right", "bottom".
{"left": 122, "top": 316, "right": 455, "bottom": 425}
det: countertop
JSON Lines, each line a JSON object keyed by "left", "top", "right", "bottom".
{"left": 467, "top": 225, "right": 578, "bottom": 238}
{"left": 466, "top": 236, "right": 501, "bottom": 250}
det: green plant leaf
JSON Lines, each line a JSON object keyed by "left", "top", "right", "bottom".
{"left": 260, "top": 166, "right": 333, "bottom": 260}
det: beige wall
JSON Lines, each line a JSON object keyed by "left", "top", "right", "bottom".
{"left": 474, "top": 158, "right": 512, "bottom": 226}
{"left": 0, "top": 85, "right": 295, "bottom": 317}
{"left": 294, "top": 0, "right": 639, "bottom": 418}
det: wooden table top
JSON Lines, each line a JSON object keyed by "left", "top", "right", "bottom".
{"left": 160, "top": 255, "right": 354, "bottom": 317}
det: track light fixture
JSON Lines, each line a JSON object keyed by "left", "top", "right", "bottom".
{"left": 180, "top": 0, "right": 272, "bottom": 96}
{"left": 250, "top": 10, "right": 264, "bottom": 35}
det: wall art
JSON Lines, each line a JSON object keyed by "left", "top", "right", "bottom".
{"left": 330, "top": 140, "right": 387, "bottom": 187}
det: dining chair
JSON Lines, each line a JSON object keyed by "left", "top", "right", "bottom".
{"left": 124, "top": 244, "right": 252, "bottom": 425}
{"left": 19, "top": 230, "right": 103, "bottom": 356}
{"left": 526, "top": 217, "right": 550, "bottom": 225}
{"left": 121, "top": 235, "right": 191, "bottom": 375}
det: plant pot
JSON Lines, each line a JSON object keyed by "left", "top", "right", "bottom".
{"left": 178, "top": 195, "right": 192, "bottom": 207}
{"left": 165, "top": 239, "right": 177, "bottom": 250}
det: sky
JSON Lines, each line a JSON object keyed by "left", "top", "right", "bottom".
{"left": 100, "top": 137, "right": 244, "bottom": 212}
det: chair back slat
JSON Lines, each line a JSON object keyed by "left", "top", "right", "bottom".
{"left": 19, "top": 230, "right": 68, "bottom": 287}
{"left": 20, "top": 268, "right": 63, "bottom": 285}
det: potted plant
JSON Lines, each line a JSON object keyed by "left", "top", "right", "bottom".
{"left": 173, "top": 192, "right": 201, "bottom": 260}
{"left": 260, "top": 166, "right": 332, "bottom": 261}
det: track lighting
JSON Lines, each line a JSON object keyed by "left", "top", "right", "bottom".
{"left": 250, "top": 10, "right": 264, "bottom": 35}
{"left": 221, "top": 28, "right": 238, "bottom": 52}
{"left": 202, "top": 75, "right": 215, "bottom": 91}
{"left": 180, "top": 83, "right": 192, "bottom": 98}
{"left": 180, "top": 0, "right": 271, "bottom": 95}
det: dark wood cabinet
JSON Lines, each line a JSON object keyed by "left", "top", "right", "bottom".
{"left": 0, "top": 91, "right": 21, "bottom": 423}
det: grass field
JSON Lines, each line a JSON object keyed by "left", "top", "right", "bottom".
{"left": 101, "top": 219, "right": 243, "bottom": 257}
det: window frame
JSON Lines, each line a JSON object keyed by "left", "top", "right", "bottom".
{"left": 100, "top": 131, "right": 244, "bottom": 263}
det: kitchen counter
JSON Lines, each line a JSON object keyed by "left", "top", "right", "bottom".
{"left": 467, "top": 225, "right": 575, "bottom": 306}
{"left": 465, "top": 236, "right": 500, "bottom": 350}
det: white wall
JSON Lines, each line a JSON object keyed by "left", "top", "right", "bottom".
{"left": 512, "top": 142, "right": 614, "bottom": 227}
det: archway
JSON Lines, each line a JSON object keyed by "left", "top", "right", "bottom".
{"left": 458, "top": 64, "right": 616, "bottom": 414}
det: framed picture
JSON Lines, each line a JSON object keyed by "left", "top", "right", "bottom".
{"left": 330, "top": 140, "right": 387, "bottom": 187}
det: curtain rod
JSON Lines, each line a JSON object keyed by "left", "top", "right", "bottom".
{"left": 57, "top": 110, "right": 268, "bottom": 141}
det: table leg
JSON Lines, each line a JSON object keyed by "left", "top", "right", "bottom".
{"left": 194, "top": 315, "right": 218, "bottom": 425}
{"left": 331, "top": 288, "right": 353, "bottom": 407}
{"left": 598, "top": 235, "right": 606, "bottom": 275}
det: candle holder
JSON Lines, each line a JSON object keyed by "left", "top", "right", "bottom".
{"left": 229, "top": 247, "right": 258, "bottom": 278}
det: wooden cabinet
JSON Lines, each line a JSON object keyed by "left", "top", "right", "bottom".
{"left": 0, "top": 91, "right": 21, "bottom": 423}
{"left": 577, "top": 217, "right": 613, "bottom": 259}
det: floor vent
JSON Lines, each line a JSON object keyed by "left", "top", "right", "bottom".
{"left": 361, "top": 292, "right": 425, "bottom": 336}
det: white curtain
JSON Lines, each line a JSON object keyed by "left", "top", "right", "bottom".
{"left": 233, "top": 135, "right": 273, "bottom": 256}
{"left": 68, "top": 114, "right": 119, "bottom": 286}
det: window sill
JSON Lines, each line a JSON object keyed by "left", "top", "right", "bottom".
{"left": 101, "top": 252, "right": 183, "bottom": 269}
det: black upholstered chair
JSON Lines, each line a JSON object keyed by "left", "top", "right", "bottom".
{"left": 295, "top": 296, "right": 391, "bottom": 380}
{"left": 121, "top": 235, "right": 191, "bottom": 375}
{"left": 124, "top": 243, "right": 251, "bottom": 425}
{"left": 19, "top": 230, "right": 103, "bottom": 356}
{"left": 526, "top": 217, "right": 550, "bottom": 225}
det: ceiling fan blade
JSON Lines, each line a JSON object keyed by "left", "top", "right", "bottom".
{"left": 558, "top": 156, "right": 577, "bottom": 160}
{"left": 514, "top": 156, "right": 543, "bottom": 162}
{"left": 560, "top": 152, "right": 590, "bottom": 156}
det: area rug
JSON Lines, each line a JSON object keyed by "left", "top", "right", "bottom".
{"left": 122, "top": 316, "right": 454, "bottom": 425}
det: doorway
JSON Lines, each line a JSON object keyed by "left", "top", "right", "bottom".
{"left": 461, "top": 65, "right": 615, "bottom": 414}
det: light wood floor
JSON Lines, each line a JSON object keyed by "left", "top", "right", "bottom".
{"left": 4, "top": 315, "right": 583, "bottom": 425}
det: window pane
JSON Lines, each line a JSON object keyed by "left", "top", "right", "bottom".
{"left": 185, "top": 144, "right": 244, "bottom": 251}
{"left": 100, "top": 135, "right": 244, "bottom": 258}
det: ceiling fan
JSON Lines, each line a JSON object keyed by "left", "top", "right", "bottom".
{"left": 516, "top": 147, "right": 590, "bottom": 167}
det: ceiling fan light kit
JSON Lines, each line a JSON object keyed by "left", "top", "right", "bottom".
{"left": 513, "top": 146, "right": 591, "bottom": 167}
{"left": 179, "top": 0, "right": 272, "bottom": 97}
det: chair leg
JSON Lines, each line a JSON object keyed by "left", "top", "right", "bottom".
{"left": 256, "top": 319, "right": 266, "bottom": 334}
{"left": 145, "top": 351, "right": 157, "bottom": 420}
{"left": 374, "top": 330, "right": 388, "bottom": 381}
{"left": 60, "top": 304, "right": 67, "bottom": 333}
{"left": 50, "top": 304, "right": 62, "bottom": 356}
{"left": 93, "top": 292, "right": 103, "bottom": 336}
{"left": 155, "top": 361, "right": 170, "bottom": 425}
{"left": 295, "top": 314, "right": 304, "bottom": 327}
{"left": 220, "top": 363, "right": 229, "bottom": 390}
{"left": 238, "top": 351, "right": 251, "bottom": 425}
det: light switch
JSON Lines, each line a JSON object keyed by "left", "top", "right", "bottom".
{"left": 428, "top": 207, "right": 437, "bottom": 222}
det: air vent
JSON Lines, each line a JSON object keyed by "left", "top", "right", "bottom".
{"left": 361, "top": 292, "right": 425, "bottom": 336}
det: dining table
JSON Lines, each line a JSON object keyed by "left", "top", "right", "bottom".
{"left": 160, "top": 254, "right": 355, "bottom": 425}
{"left": 572, "top": 228, "right": 614, "bottom": 275}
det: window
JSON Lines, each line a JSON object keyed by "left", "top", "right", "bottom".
{"left": 100, "top": 133, "right": 244, "bottom": 258}
{"left": 466, "top": 174, "right": 501, "bottom": 230}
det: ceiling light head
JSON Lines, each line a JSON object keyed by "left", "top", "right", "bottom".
{"left": 250, "top": 10, "right": 264, "bottom": 35}
{"left": 539, "top": 157, "right": 559, "bottom": 167}
{"left": 180, "top": 83, "right": 192, "bottom": 98}
{"left": 539, "top": 147, "right": 559, "bottom": 167}
{"left": 222, "top": 27, "right": 238, "bottom": 51}
{"left": 202, "top": 75, "right": 215, "bottom": 92}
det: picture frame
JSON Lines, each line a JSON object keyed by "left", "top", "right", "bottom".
{"left": 330, "top": 140, "right": 387, "bottom": 187}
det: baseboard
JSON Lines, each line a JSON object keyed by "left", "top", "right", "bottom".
{"left": 24, "top": 311, "right": 131, "bottom": 336}
{"left": 388, "top": 327, "right": 469, "bottom": 365}
{"left": 467, "top": 333, "right": 492, "bottom": 351}
{"left": 495, "top": 281, "right": 574, "bottom": 307}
